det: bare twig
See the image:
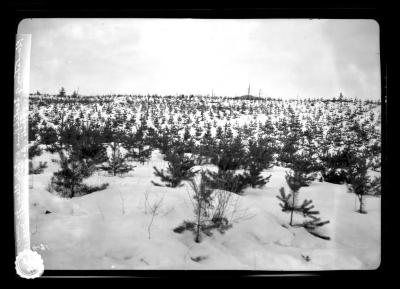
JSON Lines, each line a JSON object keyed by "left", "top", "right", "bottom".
{"left": 211, "top": 189, "right": 233, "bottom": 221}
{"left": 143, "top": 191, "right": 150, "bottom": 214}
{"left": 144, "top": 192, "right": 164, "bottom": 239}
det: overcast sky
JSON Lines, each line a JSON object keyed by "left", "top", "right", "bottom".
{"left": 18, "top": 18, "right": 380, "bottom": 99}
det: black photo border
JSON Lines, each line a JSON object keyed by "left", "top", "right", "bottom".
{"left": 4, "top": 1, "right": 392, "bottom": 281}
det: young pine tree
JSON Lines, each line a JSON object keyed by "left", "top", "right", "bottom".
{"left": 152, "top": 145, "right": 198, "bottom": 188}
{"left": 346, "top": 152, "right": 379, "bottom": 214}
{"left": 76, "top": 126, "right": 109, "bottom": 177}
{"left": 206, "top": 136, "right": 250, "bottom": 194}
{"left": 125, "top": 125, "right": 152, "bottom": 165}
{"left": 156, "top": 129, "right": 172, "bottom": 155}
{"left": 190, "top": 171, "right": 214, "bottom": 243}
{"left": 29, "top": 142, "right": 47, "bottom": 175}
{"left": 181, "top": 126, "right": 196, "bottom": 154}
{"left": 197, "top": 125, "right": 216, "bottom": 165}
{"left": 99, "top": 121, "right": 135, "bottom": 176}
{"left": 277, "top": 186, "right": 330, "bottom": 239}
{"left": 286, "top": 153, "right": 317, "bottom": 187}
{"left": 319, "top": 147, "right": 355, "bottom": 184}
{"left": 283, "top": 170, "right": 303, "bottom": 226}
{"left": 101, "top": 141, "right": 134, "bottom": 176}
{"left": 50, "top": 150, "right": 85, "bottom": 198}
{"left": 242, "top": 138, "right": 273, "bottom": 188}
{"left": 58, "top": 87, "right": 66, "bottom": 98}
{"left": 28, "top": 112, "right": 41, "bottom": 143}
{"left": 173, "top": 172, "right": 232, "bottom": 243}
{"left": 40, "top": 126, "right": 58, "bottom": 146}
{"left": 49, "top": 124, "right": 109, "bottom": 197}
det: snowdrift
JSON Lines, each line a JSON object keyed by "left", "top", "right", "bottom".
{"left": 29, "top": 151, "right": 380, "bottom": 270}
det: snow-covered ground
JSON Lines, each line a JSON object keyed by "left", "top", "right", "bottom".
{"left": 29, "top": 150, "right": 380, "bottom": 270}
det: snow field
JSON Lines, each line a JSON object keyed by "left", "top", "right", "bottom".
{"left": 29, "top": 150, "right": 380, "bottom": 270}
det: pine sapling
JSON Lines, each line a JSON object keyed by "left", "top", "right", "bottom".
{"left": 152, "top": 150, "right": 198, "bottom": 187}
{"left": 346, "top": 151, "right": 377, "bottom": 214}
{"left": 101, "top": 142, "right": 135, "bottom": 176}
{"left": 277, "top": 187, "right": 330, "bottom": 239}
{"left": 173, "top": 172, "right": 232, "bottom": 243}
{"left": 243, "top": 139, "right": 273, "bottom": 188}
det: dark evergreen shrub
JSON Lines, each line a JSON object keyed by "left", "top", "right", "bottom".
{"left": 204, "top": 170, "right": 249, "bottom": 195}
{"left": 346, "top": 152, "right": 380, "bottom": 214}
{"left": 173, "top": 172, "right": 232, "bottom": 242}
{"left": 100, "top": 142, "right": 134, "bottom": 176}
{"left": 40, "top": 126, "right": 58, "bottom": 145}
{"left": 49, "top": 151, "right": 86, "bottom": 198}
{"left": 243, "top": 139, "right": 274, "bottom": 188}
{"left": 319, "top": 148, "right": 356, "bottom": 184}
{"left": 152, "top": 149, "right": 198, "bottom": 187}
{"left": 277, "top": 187, "right": 330, "bottom": 239}
{"left": 286, "top": 153, "right": 317, "bottom": 187}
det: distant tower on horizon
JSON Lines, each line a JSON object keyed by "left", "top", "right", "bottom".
{"left": 248, "top": 83, "right": 250, "bottom": 96}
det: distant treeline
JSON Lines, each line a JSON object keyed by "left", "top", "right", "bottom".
{"left": 29, "top": 92, "right": 381, "bottom": 105}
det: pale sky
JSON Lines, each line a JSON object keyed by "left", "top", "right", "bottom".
{"left": 18, "top": 18, "right": 381, "bottom": 99}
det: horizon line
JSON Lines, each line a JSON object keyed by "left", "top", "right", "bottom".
{"left": 28, "top": 92, "right": 381, "bottom": 101}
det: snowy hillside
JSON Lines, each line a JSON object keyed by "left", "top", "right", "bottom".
{"left": 30, "top": 149, "right": 380, "bottom": 270}
{"left": 28, "top": 95, "right": 381, "bottom": 270}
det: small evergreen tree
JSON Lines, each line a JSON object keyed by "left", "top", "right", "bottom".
{"left": 346, "top": 152, "right": 378, "bottom": 214}
{"left": 156, "top": 129, "right": 172, "bottom": 155}
{"left": 76, "top": 126, "right": 109, "bottom": 177}
{"left": 49, "top": 124, "right": 109, "bottom": 197}
{"left": 152, "top": 145, "right": 198, "bottom": 188}
{"left": 278, "top": 134, "right": 298, "bottom": 165}
{"left": 101, "top": 141, "right": 134, "bottom": 176}
{"left": 205, "top": 136, "right": 251, "bottom": 194}
{"left": 215, "top": 126, "right": 224, "bottom": 141}
{"left": 71, "top": 90, "right": 79, "bottom": 98}
{"left": 58, "top": 87, "right": 66, "bottom": 98}
{"left": 50, "top": 145, "right": 109, "bottom": 198}
{"left": 286, "top": 153, "right": 317, "bottom": 187}
{"left": 29, "top": 112, "right": 41, "bottom": 142}
{"left": 40, "top": 126, "right": 58, "bottom": 146}
{"left": 204, "top": 169, "right": 249, "bottom": 194}
{"left": 212, "top": 136, "right": 245, "bottom": 171}
{"left": 189, "top": 171, "right": 214, "bottom": 242}
{"left": 194, "top": 125, "right": 203, "bottom": 142}
{"left": 242, "top": 138, "right": 274, "bottom": 188}
{"left": 197, "top": 125, "right": 216, "bottom": 165}
{"left": 173, "top": 172, "right": 232, "bottom": 243}
{"left": 181, "top": 127, "right": 196, "bottom": 154}
{"left": 50, "top": 150, "right": 85, "bottom": 198}
{"left": 283, "top": 170, "right": 302, "bottom": 225}
{"left": 29, "top": 142, "right": 47, "bottom": 175}
{"left": 125, "top": 125, "right": 152, "bottom": 165}
{"left": 319, "top": 147, "right": 355, "bottom": 184}
{"left": 277, "top": 187, "right": 330, "bottom": 239}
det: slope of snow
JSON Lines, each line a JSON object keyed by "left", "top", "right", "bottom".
{"left": 29, "top": 151, "right": 380, "bottom": 270}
